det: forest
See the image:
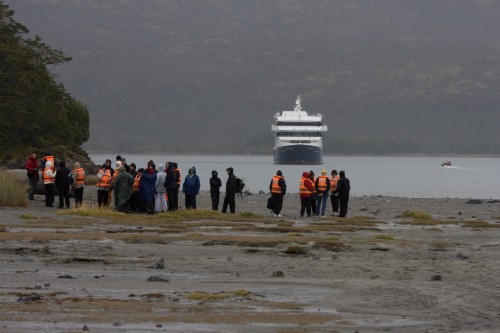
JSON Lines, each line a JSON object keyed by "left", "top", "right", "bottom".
{"left": 0, "top": 1, "right": 90, "bottom": 166}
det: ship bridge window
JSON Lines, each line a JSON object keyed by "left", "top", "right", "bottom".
{"left": 277, "top": 121, "right": 322, "bottom": 126}
{"left": 277, "top": 131, "right": 322, "bottom": 137}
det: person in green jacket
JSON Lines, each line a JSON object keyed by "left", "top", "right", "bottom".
{"left": 113, "top": 166, "right": 134, "bottom": 212}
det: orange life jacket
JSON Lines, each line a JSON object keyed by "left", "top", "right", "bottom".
{"left": 73, "top": 168, "right": 85, "bottom": 185}
{"left": 43, "top": 156, "right": 55, "bottom": 171}
{"left": 309, "top": 177, "right": 316, "bottom": 193}
{"left": 97, "top": 169, "right": 111, "bottom": 189}
{"left": 330, "top": 175, "right": 340, "bottom": 192}
{"left": 42, "top": 168, "right": 55, "bottom": 184}
{"left": 316, "top": 175, "right": 329, "bottom": 192}
{"left": 271, "top": 175, "right": 283, "bottom": 194}
{"left": 175, "top": 168, "right": 181, "bottom": 187}
{"left": 112, "top": 169, "right": 120, "bottom": 182}
{"left": 133, "top": 174, "right": 141, "bottom": 191}
{"left": 299, "top": 177, "right": 312, "bottom": 196}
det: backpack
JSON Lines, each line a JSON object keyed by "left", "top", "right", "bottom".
{"left": 67, "top": 172, "right": 74, "bottom": 186}
{"left": 235, "top": 177, "right": 245, "bottom": 194}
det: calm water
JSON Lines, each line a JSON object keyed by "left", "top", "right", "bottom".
{"left": 90, "top": 154, "right": 500, "bottom": 199}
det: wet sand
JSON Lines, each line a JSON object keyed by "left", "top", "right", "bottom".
{"left": 1, "top": 188, "right": 499, "bottom": 332}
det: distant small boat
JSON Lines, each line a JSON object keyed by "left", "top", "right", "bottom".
{"left": 441, "top": 160, "right": 452, "bottom": 167}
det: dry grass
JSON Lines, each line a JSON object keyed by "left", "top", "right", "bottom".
{"left": 375, "top": 234, "right": 395, "bottom": 240}
{"left": 187, "top": 289, "right": 251, "bottom": 300}
{"left": 400, "top": 219, "right": 458, "bottom": 226}
{"left": 402, "top": 210, "right": 432, "bottom": 220}
{"left": 0, "top": 171, "right": 28, "bottom": 207}
{"left": 56, "top": 203, "right": 125, "bottom": 217}
{"left": 19, "top": 214, "right": 38, "bottom": 219}
{"left": 462, "top": 220, "right": 500, "bottom": 228}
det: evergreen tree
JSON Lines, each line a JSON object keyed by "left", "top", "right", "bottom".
{"left": 0, "top": 1, "right": 89, "bottom": 161}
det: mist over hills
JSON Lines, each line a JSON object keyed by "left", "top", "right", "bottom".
{"left": 8, "top": 0, "right": 500, "bottom": 154}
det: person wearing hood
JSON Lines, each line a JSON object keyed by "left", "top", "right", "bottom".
{"left": 54, "top": 161, "right": 71, "bottom": 209}
{"left": 43, "top": 160, "right": 56, "bottom": 207}
{"left": 183, "top": 166, "right": 200, "bottom": 209}
{"left": 209, "top": 170, "right": 222, "bottom": 211}
{"left": 139, "top": 163, "right": 157, "bottom": 214}
{"left": 222, "top": 167, "right": 238, "bottom": 213}
{"left": 25, "top": 152, "right": 39, "bottom": 200}
{"left": 154, "top": 163, "right": 168, "bottom": 212}
{"left": 333, "top": 170, "right": 351, "bottom": 217}
{"left": 299, "top": 171, "right": 314, "bottom": 217}
{"left": 308, "top": 170, "right": 317, "bottom": 215}
{"left": 330, "top": 169, "right": 340, "bottom": 215}
{"left": 165, "top": 162, "right": 180, "bottom": 211}
{"left": 269, "top": 170, "right": 286, "bottom": 217}
{"left": 72, "top": 162, "right": 85, "bottom": 208}
{"left": 113, "top": 165, "right": 134, "bottom": 212}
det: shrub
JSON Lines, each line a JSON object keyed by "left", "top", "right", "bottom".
{"left": 57, "top": 202, "right": 124, "bottom": 217}
{"left": 402, "top": 210, "right": 432, "bottom": 220}
{"left": 0, "top": 171, "right": 28, "bottom": 207}
{"left": 20, "top": 214, "right": 38, "bottom": 219}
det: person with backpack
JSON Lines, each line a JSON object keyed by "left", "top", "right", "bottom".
{"left": 315, "top": 169, "right": 331, "bottom": 217}
{"left": 269, "top": 170, "right": 286, "bottom": 217}
{"left": 209, "top": 170, "right": 222, "bottom": 211}
{"left": 222, "top": 167, "right": 237, "bottom": 214}
{"left": 54, "top": 161, "right": 71, "bottom": 209}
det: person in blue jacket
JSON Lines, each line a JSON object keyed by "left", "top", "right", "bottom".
{"left": 138, "top": 163, "right": 157, "bottom": 214}
{"left": 182, "top": 166, "right": 200, "bottom": 209}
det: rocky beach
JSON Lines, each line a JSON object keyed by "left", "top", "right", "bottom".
{"left": 1, "top": 189, "right": 499, "bottom": 332}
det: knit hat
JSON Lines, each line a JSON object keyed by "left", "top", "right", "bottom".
{"left": 321, "top": 169, "right": 327, "bottom": 175}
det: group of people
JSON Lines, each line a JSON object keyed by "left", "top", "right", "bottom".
{"left": 95, "top": 156, "right": 241, "bottom": 214}
{"left": 26, "top": 153, "right": 350, "bottom": 217}
{"left": 25, "top": 152, "right": 86, "bottom": 209}
{"left": 269, "top": 168, "right": 351, "bottom": 218}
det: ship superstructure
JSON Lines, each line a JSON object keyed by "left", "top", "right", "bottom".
{"left": 272, "top": 95, "right": 327, "bottom": 164}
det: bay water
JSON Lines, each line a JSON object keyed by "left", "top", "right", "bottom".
{"left": 90, "top": 154, "right": 500, "bottom": 199}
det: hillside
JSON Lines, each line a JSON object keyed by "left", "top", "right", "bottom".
{"left": 7, "top": 0, "right": 500, "bottom": 154}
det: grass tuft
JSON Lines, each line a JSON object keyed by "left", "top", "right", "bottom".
{"left": 0, "top": 171, "right": 28, "bottom": 207}
{"left": 402, "top": 210, "right": 432, "bottom": 220}
{"left": 239, "top": 211, "right": 256, "bottom": 218}
{"left": 375, "top": 234, "right": 395, "bottom": 240}
{"left": 187, "top": 289, "right": 251, "bottom": 301}
{"left": 56, "top": 203, "right": 125, "bottom": 217}
{"left": 20, "top": 214, "right": 38, "bottom": 219}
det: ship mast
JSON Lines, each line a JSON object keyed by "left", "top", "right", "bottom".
{"left": 294, "top": 95, "right": 302, "bottom": 112}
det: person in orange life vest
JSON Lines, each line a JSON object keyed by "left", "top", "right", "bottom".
{"left": 130, "top": 167, "right": 143, "bottom": 212}
{"left": 25, "top": 152, "right": 39, "bottom": 200}
{"left": 330, "top": 169, "right": 340, "bottom": 214}
{"left": 315, "top": 169, "right": 331, "bottom": 217}
{"left": 96, "top": 162, "right": 112, "bottom": 207}
{"left": 72, "top": 162, "right": 85, "bottom": 208}
{"left": 269, "top": 170, "right": 286, "bottom": 217}
{"left": 308, "top": 170, "right": 317, "bottom": 215}
{"left": 43, "top": 160, "right": 56, "bottom": 207}
{"left": 333, "top": 170, "right": 351, "bottom": 217}
{"left": 42, "top": 152, "right": 55, "bottom": 171}
{"left": 299, "top": 171, "right": 315, "bottom": 217}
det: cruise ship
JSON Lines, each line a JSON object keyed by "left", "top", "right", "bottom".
{"left": 272, "top": 95, "right": 327, "bottom": 165}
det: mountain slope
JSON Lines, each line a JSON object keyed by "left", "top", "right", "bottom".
{"left": 8, "top": 0, "right": 500, "bottom": 154}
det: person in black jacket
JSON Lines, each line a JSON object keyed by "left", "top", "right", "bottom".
{"left": 165, "top": 162, "right": 179, "bottom": 211}
{"left": 209, "top": 170, "right": 222, "bottom": 211}
{"left": 334, "top": 170, "right": 351, "bottom": 217}
{"left": 54, "top": 161, "right": 71, "bottom": 209}
{"left": 222, "top": 167, "right": 237, "bottom": 213}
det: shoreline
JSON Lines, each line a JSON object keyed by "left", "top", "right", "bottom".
{"left": 1, "top": 191, "right": 499, "bottom": 332}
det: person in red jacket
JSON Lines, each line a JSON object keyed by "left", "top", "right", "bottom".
{"left": 25, "top": 152, "right": 39, "bottom": 200}
{"left": 299, "top": 172, "right": 315, "bottom": 217}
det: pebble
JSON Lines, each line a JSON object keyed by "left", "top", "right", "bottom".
{"left": 272, "top": 271, "right": 284, "bottom": 277}
{"left": 146, "top": 276, "right": 169, "bottom": 282}
{"left": 431, "top": 275, "right": 442, "bottom": 281}
{"left": 466, "top": 199, "right": 483, "bottom": 204}
{"left": 82, "top": 324, "right": 89, "bottom": 331}
{"left": 150, "top": 258, "right": 165, "bottom": 269}
{"left": 17, "top": 295, "right": 42, "bottom": 302}
{"left": 57, "top": 274, "right": 74, "bottom": 279}
{"left": 457, "top": 253, "right": 469, "bottom": 260}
